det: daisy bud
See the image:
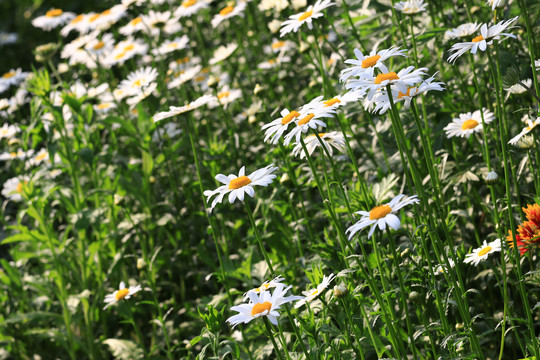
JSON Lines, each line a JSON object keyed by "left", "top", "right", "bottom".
{"left": 484, "top": 171, "right": 499, "bottom": 185}
{"left": 400, "top": 247, "right": 410, "bottom": 258}
{"left": 268, "top": 19, "right": 281, "bottom": 33}
{"left": 253, "top": 83, "right": 263, "bottom": 95}
{"left": 333, "top": 284, "right": 348, "bottom": 298}
{"left": 137, "top": 258, "right": 146, "bottom": 269}
{"left": 408, "top": 290, "right": 421, "bottom": 304}
{"left": 455, "top": 322, "right": 464, "bottom": 330}
{"left": 514, "top": 134, "right": 535, "bottom": 150}
{"left": 34, "top": 43, "right": 59, "bottom": 62}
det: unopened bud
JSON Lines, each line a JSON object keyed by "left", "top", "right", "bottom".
{"left": 484, "top": 171, "right": 498, "bottom": 185}
{"left": 333, "top": 284, "right": 348, "bottom": 297}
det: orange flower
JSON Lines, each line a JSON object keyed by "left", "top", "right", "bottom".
{"left": 507, "top": 203, "right": 540, "bottom": 255}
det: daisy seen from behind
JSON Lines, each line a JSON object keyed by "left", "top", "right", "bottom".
{"left": 227, "top": 283, "right": 303, "bottom": 327}
{"left": 153, "top": 95, "right": 217, "bottom": 123}
{"left": 444, "top": 108, "right": 494, "bottom": 139}
{"left": 447, "top": 17, "right": 519, "bottom": 64}
{"left": 346, "top": 194, "right": 420, "bottom": 239}
{"left": 279, "top": 0, "right": 335, "bottom": 37}
{"left": 393, "top": 0, "right": 427, "bottom": 15}
{"left": 463, "top": 239, "right": 501, "bottom": 266}
{"left": 291, "top": 131, "right": 346, "bottom": 159}
{"left": 204, "top": 164, "right": 278, "bottom": 212}
{"left": 103, "top": 281, "right": 142, "bottom": 310}
{"left": 295, "top": 273, "right": 336, "bottom": 308}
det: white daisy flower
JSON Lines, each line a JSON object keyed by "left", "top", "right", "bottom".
{"left": 505, "top": 79, "right": 532, "bottom": 98}
{"left": 209, "top": 43, "right": 238, "bottom": 65}
{"left": 294, "top": 273, "right": 336, "bottom": 308}
{"left": 0, "top": 149, "right": 34, "bottom": 161}
{"left": 393, "top": 0, "right": 427, "bottom": 14}
{"left": 0, "top": 123, "right": 20, "bottom": 140}
{"left": 141, "top": 11, "right": 182, "bottom": 36}
{"left": 117, "top": 66, "right": 158, "bottom": 98}
{"left": 444, "top": 23, "right": 480, "bottom": 40}
{"left": 244, "top": 276, "right": 286, "bottom": 300}
{"left": 346, "top": 194, "right": 420, "bottom": 239}
{"left": 213, "top": 86, "right": 242, "bottom": 108}
{"left": 167, "top": 65, "right": 203, "bottom": 89}
{"left": 203, "top": 164, "right": 278, "bottom": 212}
{"left": 508, "top": 116, "right": 540, "bottom": 145}
{"left": 175, "top": 0, "right": 211, "bottom": 18}
{"left": 444, "top": 109, "right": 495, "bottom": 139}
{"left": 227, "top": 283, "right": 303, "bottom": 328}
{"left": 211, "top": 2, "right": 247, "bottom": 28}
{"left": 32, "top": 9, "right": 76, "bottom": 31}
{"left": 94, "top": 101, "right": 117, "bottom": 114}
{"left": 152, "top": 36, "right": 190, "bottom": 56}
{"left": 283, "top": 103, "right": 336, "bottom": 146}
{"left": 119, "top": 16, "right": 145, "bottom": 36}
{"left": 152, "top": 95, "right": 217, "bottom": 122}
{"left": 0, "top": 68, "right": 29, "bottom": 93}
{"left": 257, "top": 55, "right": 291, "bottom": 69}
{"left": 2, "top": 176, "right": 29, "bottom": 202}
{"left": 435, "top": 258, "right": 456, "bottom": 275}
{"left": 463, "top": 239, "right": 501, "bottom": 266}
{"left": 291, "top": 131, "right": 346, "bottom": 159}
{"left": 60, "top": 14, "right": 93, "bottom": 36}
{"left": 340, "top": 47, "right": 407, "bottom": 82}
{"left": 486, "top": 0, "right": 504, "bottom": 10}
{"left": 265, "top": 39, "right": 295, "bottom": 54}
{"left": 103, "top": 281, "right": 142, "bottom": 310}
{"left": 345, "top": 65, "right": 427, "bottom": 101}
{"left": 262, "top": 108, "right": 303, "bottom": 145}
{"left": 28, "top": 148, "right": 51, "bottom": 167}
{"left": 279, "top": 0, "right": 335, "bottom": 37}
{"left": 447, "top": 17, "right": 519, "bottom": 64}
{"left": 91, "top": 5, "right": 127, "bottom": 30}
{"left": 105, "top": 38, "right": 148, "bottom": 66}
{"left": 320, "top": 92, "right": 362, "bottom": 110}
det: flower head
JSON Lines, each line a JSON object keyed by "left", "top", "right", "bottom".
{"left": 447, "top": 17, "right": 518, "bottom": 64}
{"left": 294, "top": 273, "right": 336, "bottom": 308}
{"left": 279, "top": 0, "right": 335, "bottom": 37}
{"left": 244, "top": 276, "right": 286, "bottom": 300}
{"left": 340, "top": 46, "right": 407, "bottom": 82}
{"left": 204, "top": 164, "right": 278, "bottom": 212}
{"left": 32, "top": 9, "right": 76, "bottom": 31}
{"left": 153, "top": 95, "right": 217, "bottom": 122}
{"left": 211, "top": 2, "right": 247, "bottom": 28}
{"left": 508, "top": 116, "right": 540, "bottom": 145}
{"left": 444, "top": 109, "right": 494, "bottom": 138}
{"left": 227, "top": 283, "right": 302, "bottom": 327}
{"left": 463, "top": 239, "right": 501, "bottom": 266}
{"left": 103, "top": 281, "right": 142, "bottom": 310}
{"left": 346, "top": 194, "right": 419, "bottom": 239}
{"left": 394, "top": 0, "right": 427, "bottom": 14}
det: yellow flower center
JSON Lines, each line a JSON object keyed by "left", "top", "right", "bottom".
{"left": 183, "top": 0, "right": 197, "bottom": 7}
{"left": 101, "top": 9, "right": 112, "bottom": 16}
{"left": 35, "top": 152, "right": 48, "bottom": 162}
{"left": 93, "top": 41, "right": 105, "bottom": 50}
{"left": 251, "top": 301, "right": 272, "bottom": 316}
{"left": 16, "top": 182, "right": 24, "bottom": 193}
{"left": 220, "top": 5, "right": 234, "bottom": 16}
{"left": 71, "top": 14, "right": 84, "bottom": 23}
{"left": 97, "top": 103, "right": 112, "bottom": 109}
{"left": 131, "top": 17, "right": 142, "bottom": 25}
{"left": 268, "top": 59, "right": 276, "bottom": 65}
{"left": 133, "top": 79, "right": 142, "bottom": 87}
{"left": 281, "top": 110, "right": 300, "bottom": 125}
{"left": 398, "top": 87, "right": 414, "bottom": 99}
{"left": 298, "top": 10, "right": 313, "bottom": 21}
{"left": 272, "top": 41, "right": 286, "bottom": 49}
{"left": 374, "top": 72, "right": 399, "bottom": 84}
{"left": 472, "top": 35, "right": 484, "bottom": 42}
{"left": 115, "top": 288, "right": 130, "bottom": 301}
{"left": 46, "top": 9, "right": 63, "bottom": 17}
{"left": 123, "top": 44, "right": 135, "bottom": 51}
{"left": 461, "top": 119, "right": 479, "bottom": 130}
{"left": 167, "top": 42, "right": 179, "bottom": 48}
{"left": 217, "top": 91, "right": 230, "bottom": 99}
{"left": 89, "top": 14, "right": 101, "bottom": 22}
{"left": 2, "top": 71, "right": 15, "bottom": 79}
{"left": 362, "top": 54, "right": 381, "bottom": 68}
{"left": 10, "top": 152, "right": 16, "bottom": 157}
{"left": 229, "top": 175, "right": 251, "bottom": 189}
{"left": 478, "top": 246, "right": 492, "bottom": 256}
{"left": 298, "top": 113, "right": 315, "bottom": 126}
{"left": 114, "top": 52, "right": 127, "bottom": 60}
{"left": 255, "top": 284, "right": 270, "bottom": 292}
{"left": 323, "top": 98, "right": 341, "bottom": 107}
{"left": 369, "top": 204, "right": 392, "bottom": 220}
